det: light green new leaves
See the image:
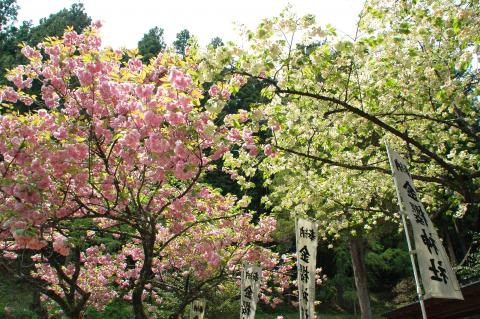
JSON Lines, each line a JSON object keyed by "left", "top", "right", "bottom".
{"left": 220, "top": 1, "right": 480, "bottom": 242}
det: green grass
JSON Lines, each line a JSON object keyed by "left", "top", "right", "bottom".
{"left": 0, "top": 271, "right": 36, "bottom": 319}
{"left": 256, "top": 304, "right": 360, "bottom": 319}
{"left": 256, "top": 311, "right": 358, "bottom": 319}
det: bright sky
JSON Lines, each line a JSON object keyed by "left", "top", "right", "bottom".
{"left": 16, "top": 0, "right": 365, "bottom": 49}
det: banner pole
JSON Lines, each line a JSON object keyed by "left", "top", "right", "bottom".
{"left": 386, "top": 144, "right": 427, "bottom": 319}
{"left": 400, "top": 209, "right": 428, "bottom": 319}
{"left": 295, "top": 217, "right": 301, "bottom": 319}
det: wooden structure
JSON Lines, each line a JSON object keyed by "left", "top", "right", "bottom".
{"left": 384, "top": 281, "right": 480, "bottom": 319}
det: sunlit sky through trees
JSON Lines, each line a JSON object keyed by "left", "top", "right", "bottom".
{"left": 16, "top": 0, "right": 364, "bottom": 48}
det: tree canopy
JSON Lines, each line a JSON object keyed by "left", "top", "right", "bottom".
{"left": 200, "top": 1, "right": 479, "bottom": 317}
{"left": 0, "top": 0, "right": 18, "bottom": 30}
{"left": 138, "top": 26, "right": 166, "bottom": 62}
{"left": 0, "top": 23, "right": 292, "bottom": 319}
{"left": 211, "top": 0, "right": 479, "bottom": 245}
{"left": 0, "top": 2, "right": 91, "bottom": 87}
{"left": 173, "top": 29, "right": 191, "bottom": 56}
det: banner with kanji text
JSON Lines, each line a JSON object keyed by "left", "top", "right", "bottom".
{"left": 240, "top": 263, "right": 262, "bottom": 319}
{"left": 386, "top": 144, "right": 463, "bottom": 300}
{"left": 296, "top": 217, "right": 318, "bottom": 319}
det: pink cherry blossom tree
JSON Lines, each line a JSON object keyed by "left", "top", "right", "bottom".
{"left": 0, "top": 24, "right": 290, "bottom": 318}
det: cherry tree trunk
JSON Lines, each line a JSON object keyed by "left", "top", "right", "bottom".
{"left": 132, "top": 237, "right": 154, "bottom": 319}
{"left": 65, "top": 308, "right": 82, "bottom": 319}
{"left": 443, "top": 224, "right": 458, "bottom": 266}
{"left": 350, "top": 236, "right": 372, "bottom": 319}
{"left": 31, "top": 288, "right": 48, "bottom": 319}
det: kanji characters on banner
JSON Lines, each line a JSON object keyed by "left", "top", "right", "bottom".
{"left": 240, "top": 263, "right": 262, "bottom": 319}
{"left": 386, "top": 144, "right": 463, "bottom": 300}
{"left": 296, "top": 217, "right": 318, "bottom": 319}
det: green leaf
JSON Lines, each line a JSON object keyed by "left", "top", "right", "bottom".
{"left": 398, "top": 22, "right": 410, "bottom": 34}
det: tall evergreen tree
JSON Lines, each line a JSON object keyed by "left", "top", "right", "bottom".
{"left": 0, "top": 0, "right": 18, "bottom": 31}
{"left": 173, "top": 29, "right": 190, "bottom": 56}
{"left": 27, "top": 3, "right": 91, "bottom": 44}
{"left": 0, "top": 3, "right": 91, "bottom": 107}
{"left": 209, "top": 36, "right": 224, "bottom": 49}
{"left": 138, "top": 26, "right": 166, "bottom": 62}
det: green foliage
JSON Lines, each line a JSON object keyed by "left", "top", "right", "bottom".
{"left": 220, "top": 0, "right": 480, "bottom": 246}
{"left": 209, "top": 36, "right": 224, "bottom": 49}
{"left": 173, "top": 29, "right": 191, "bottom": 56}
{"left": 391, "top": 278, "right": 417, "bottom": 306}
{"left": 457, "top": 232, "right": 480, "bottom": 282}
{"left": 27, "top": 3, "right": 91, "bottom": 44}
{"left": 256, "top": 311, "right": 357, "bottom": 319}
{"left": 202, "top": 164, "right": 241, "bottom": 197}
{"left": 138, "top": 26, "right": 166, "bottom": 62}
{"left": 322, "top": 242, "right": 356, "bottom": 308}
{"left": 202, "top": 77, "right": 272, "bottom": 216}
{"left": 214, "top": 6, "right": 479, "bottom": 317}
{"left": 0, "top": 3, "right": 91, "bottom": 87}
{"left": 84, "top": 300, "right": 132, "bottom": 319}
{"left": 203, "top": 280, "right": 240, "bottom": 319}
{"left": 271, "top": 211, "right": 295, "bottom": 252}
{"left": 223, "top": 77, "right": 270, "bottom": 116}
{"left": 0, "top": 269, "right": 36, "bottom": 319}
{"left": 365, "top": 247, "right": 410, "bottom": 290}
{"left": 0, "top": 22, "right": 29, "bottom": 86}
{"left": 0, "top": 0, "right": 18, "bottom": 30}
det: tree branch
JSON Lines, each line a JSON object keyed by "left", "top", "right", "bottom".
{"left": 274, "top": 144, "right": 452, "bottom": 186}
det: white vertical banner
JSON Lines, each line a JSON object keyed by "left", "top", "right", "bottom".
{"left": 189, "top": 299, "right": 206, "bottom": 319}
{"left": 386, "top": 144, "right": 463, "bottom": 300}
{"left": 240, "top": 263, "right": 262, "bottom": 319}
{"left": 296, "top": 217, "right": 318, "bottom": 319}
